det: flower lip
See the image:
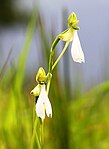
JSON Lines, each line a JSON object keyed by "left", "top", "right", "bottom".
{"left": 71, "top": 31, "right": 85, "bottom": 63}
{"left": 36, "top": 84, "right": 52, "bottom": 119}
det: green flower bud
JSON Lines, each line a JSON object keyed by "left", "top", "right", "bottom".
{"left": 30, "top": 84, "right": 41, "bottom": 96}
{"left": 68, "top": 12, "right": 80, "bottom": 30}
{"left": 36, "top": 67, "right": 47, "bottom": 84}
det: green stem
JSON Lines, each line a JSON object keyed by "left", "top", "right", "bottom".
{"left": 47, "top": 73, "right": 52, "bottom": 95}
{"left": 33, "top": 100, "right": 36, "bottom": 124}
{"left": 41, "top": 120, "right": 44, "bottom": 148}
{"left": 47, "top": 36, "right": 60, "bottom": 94}
{"left": 52, "top": 42, "right": 69, "bottom": 71}
{"left": 48, "top": 37, "right": 60, "bottom": 73}
{"left": 30, "top": 118, "right": 41, "bottom": 149}
{"left": 47, "top": 42, "right": 69, "bottom": 95}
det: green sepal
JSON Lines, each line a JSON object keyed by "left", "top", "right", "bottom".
{"left": 30, "top": 84, "right": 41, "bottom": 96}
{"left": 58, "top": 28, "right": 75, "bottom": 42}
{"left": 36, "top": 67, "right": 47, "bottom": 84}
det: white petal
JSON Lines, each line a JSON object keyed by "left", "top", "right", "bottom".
{"left": 36, "top": 85, "right": 46, "bottom": 119}
{"left": 36, "top": 98, "right": 45, "bottom": 119}
{"left": 36, "top": 84, "right": 52, "bottom": 119}
{"left": 40, "top": 85, "right": 52, "bottom": 117}
{"left": 71, "top": 31, "right": 85, "bottom": 63}
{"left": 45, "top": 95, "right": 52, "bottom": 118}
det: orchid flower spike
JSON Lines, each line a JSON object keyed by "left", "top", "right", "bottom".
{"left": 36, "top": 84, "right": 52, "bottom": 119}
{"left": 71, "top": 30, "right": 85, "bottom": 63}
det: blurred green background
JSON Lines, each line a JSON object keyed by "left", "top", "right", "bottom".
{"left": 0, "top": 0, "right": 109, "bottom": 149}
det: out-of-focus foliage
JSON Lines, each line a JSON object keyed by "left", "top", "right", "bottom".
{"left": 0, "top": 0, "right": 29, "bottom": 24}
{"left": 0, "top": 12, "right": 36, "bottom": 149}
{"left": 0, "top": 9, "right": 109, "bottom": 149}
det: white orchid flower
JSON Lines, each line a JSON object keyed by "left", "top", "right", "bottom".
{"left": 36, "top": 84, "right": 52, "bottom": 119}
{"left": 71, "top": 31, "right": 85, "bottom": 63}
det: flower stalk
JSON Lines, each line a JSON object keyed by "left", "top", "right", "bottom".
{"left": 52, "top": 42, "right": 69, "bottom": 71}
{"left": 30, "top": 118, "right": 41, "bottom": 149}
{"left": 48, "top": 37, "right": 60, "bottom": 73}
